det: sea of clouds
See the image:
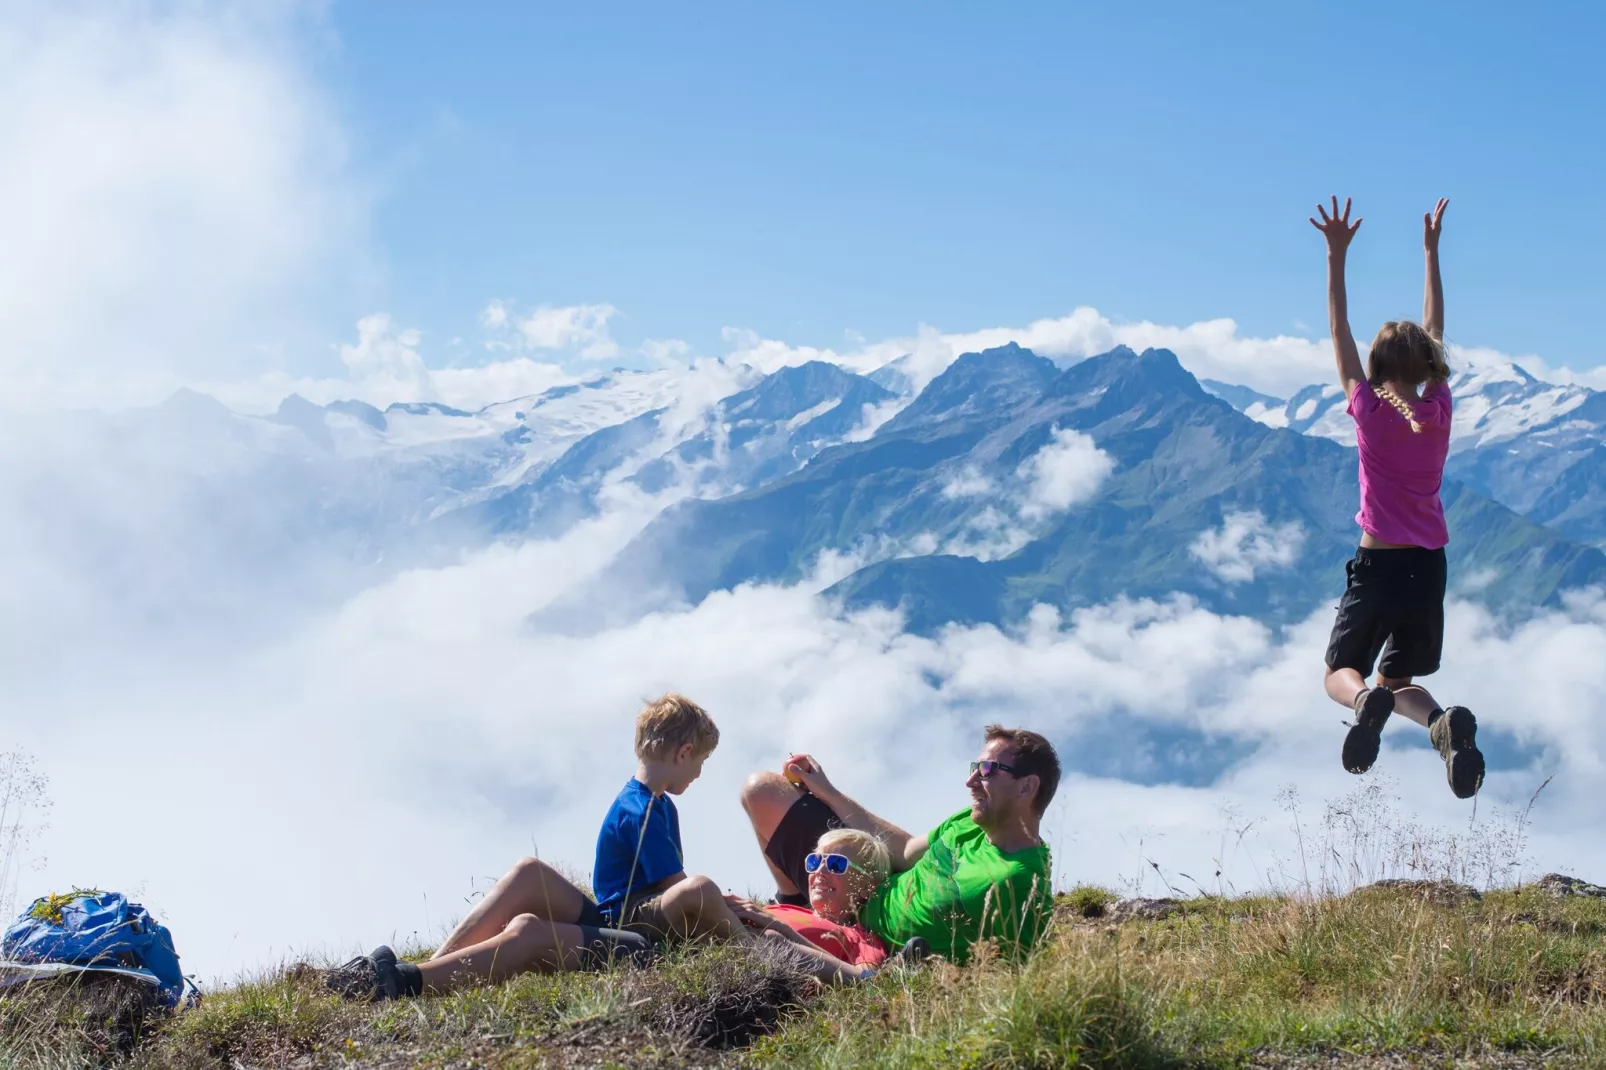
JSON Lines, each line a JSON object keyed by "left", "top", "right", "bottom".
{"left": 3, "top": 1, "right": 1606, "bottom": 985}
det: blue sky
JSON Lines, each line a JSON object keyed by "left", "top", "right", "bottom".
{"left": 320, "top": 2, "right": 1604, "bottom": 373}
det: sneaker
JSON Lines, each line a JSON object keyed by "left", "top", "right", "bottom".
{"left": 1429, "top": 706, "right": 1485, "bottom": 799}
{"left": 1342, "top": 687, "right": 1395, "bottom": 774}
{"left": 323, "top": 945, "right": 403, "bottom": 1001}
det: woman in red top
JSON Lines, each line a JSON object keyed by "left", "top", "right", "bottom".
{"left": 728, "top": 828, "right": 891, "bottom": 981}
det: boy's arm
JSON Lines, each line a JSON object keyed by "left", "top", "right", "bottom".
{"left": 785, "top": 756, "right": 928, "bottom": 870}
{"left": 1309, "top": 196, "right": 1366, "bottom": 398}
{"left": 1423, "top": 197, "right": 1448, "bottom": 341}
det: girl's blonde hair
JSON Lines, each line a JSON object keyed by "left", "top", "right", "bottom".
{"left": 1366, "top": 320, "right": 1450, "bottom": 435}
{"left": 816, "top": 828, "right": 890, "bottom": 886}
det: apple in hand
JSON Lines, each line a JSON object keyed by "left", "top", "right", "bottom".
{"left": 783, "top": 753, "right": 816, "bottom": 787}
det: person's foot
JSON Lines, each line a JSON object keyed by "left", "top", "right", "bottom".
{"left": 1429, "top": 706, "right": 1485, "bottom": 799}
{"left": 323, "top": 945, "right": 404, "bottom": 1001}
{"left": 1342, "top": 687, "right": 1395, "bottom": 774}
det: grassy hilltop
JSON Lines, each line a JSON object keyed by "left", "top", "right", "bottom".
{"left": 7, "top": 879, "right": 1606, "bottom": 1070}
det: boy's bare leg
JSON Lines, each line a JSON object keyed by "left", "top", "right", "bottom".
{"left": 420, "top": 915, "right": 590, "bottom": 992}
{"left": 1378, "top": 676, "right": 1437, "bottom": 729}
{"left": 434, "top": 857, "right": 592, "bottom": 959}
{"left": 655, "top": 875, "right": 752, "bottom": 941}
{"left": 739, "top": 772, "right": 808, "bottom": 897}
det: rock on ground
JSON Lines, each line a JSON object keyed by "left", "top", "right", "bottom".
{"left": 1534, "top": 873, "right": 1606, "bottom": 899}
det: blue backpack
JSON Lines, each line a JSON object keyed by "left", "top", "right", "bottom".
{"left": 2, "top": 891, "right": 196, "bottom": 1008}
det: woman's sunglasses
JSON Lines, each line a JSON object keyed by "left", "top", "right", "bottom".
{"left": 969, "top": 759, "right": 1024, "bottom": 780}
{"left": 804, "top": 852, "right": 864, "bottom": 876}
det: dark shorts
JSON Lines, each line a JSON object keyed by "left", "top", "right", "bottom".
{"left": 577, "top": 897, "right": 607, "bottom": 928}
{"left": 763, "top": 792, "right": 844, "bottom": 904}
{"left": 1325, "top": 546, "right": 1447, "bottom": 679}
{"left": 586, "top": 892, "right": 670, "bottom": 940}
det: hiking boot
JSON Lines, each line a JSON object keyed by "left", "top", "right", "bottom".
{"left": 323, "top": 954, "right": 377, "bottom": 1000}
{"left": 1342, "top": 687, "right": 1395, "bottom": 774}
{"left": 1430, "top": 706, "right": 1485, "bottom": 799}
{"left": 323, "top": 945, "right": 404, "bottom": 1001}
{"left": 888, "top": 936, "right": 932, "bottom": 967}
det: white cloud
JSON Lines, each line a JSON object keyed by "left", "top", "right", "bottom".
{"left": 639, "top": 338, "right": 693, "bottom": 366}
{"left": 196, "top": 316, "right": 579, "bottom": 414}
{"left": 1018, "top": 427, "right": 1115, "bottom": 521}
{"left": 515, "top": 303, "right": 621, "bottom": 361}
{"left": 1190, "top": 511, "right": 1307, "bottom": 583}
{"left": 480, "top": 301, "right": 510, "bottom": 329}
{"left": 935, "top": 427, "right": 1114, "bottom": 560}
{"left": 942, "top": 467, "right": 994, "bottom": 499}
{"left": 0, "top": 2, "right": 365, "bottom": 412}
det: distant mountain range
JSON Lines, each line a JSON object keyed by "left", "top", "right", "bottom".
{"left": 588, "top": 345, "right": 1606, "bottom": 633}
{"left": 7, "top": 343, "right": 1604, "bottom": 648}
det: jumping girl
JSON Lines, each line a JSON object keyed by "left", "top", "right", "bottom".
{"left": 1310, "top": 196, "right": 1483, "bottom": 799}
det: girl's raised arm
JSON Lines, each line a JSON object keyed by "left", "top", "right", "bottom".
{"left": 1423, "top": 197, "right": 1448, "bottom": 341}
{"left": 1310, "top": 196, "right": 1366, "bottom": 398}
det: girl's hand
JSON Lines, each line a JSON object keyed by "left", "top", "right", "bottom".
{"left": 1423, "top": 197, "right": 1448, "bottom": 252}
{"left": 1309, "top": 195, "right": 1362, "bottom": 254}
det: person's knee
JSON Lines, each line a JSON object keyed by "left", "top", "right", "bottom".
{"left": 509, "top": 856, "right": 545, "bottom": 880}
{"left": 503, "top": 912, "right": 542, "bottom": 938}
{"left": 662, "top": 874, "right": 719, "bottom": 917}
{"left": 740, "top": 771, "right": 791, "bottom": 812}
{"left": 1378, "top": 675, "right": 1414, "bottom": 690}
{"left": 673, "top": 873, "right": 719, "bottom": 902}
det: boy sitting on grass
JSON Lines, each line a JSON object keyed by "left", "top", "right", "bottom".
{"left": 326, "top": 693, "right": 747, "bottom": 999}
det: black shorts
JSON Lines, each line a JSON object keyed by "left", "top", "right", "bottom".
{"left": 763, "top": 792, "right": 844, "bottom": 905}
{"left": 1325, "top": 546, "right": 1446, "bottom": 679}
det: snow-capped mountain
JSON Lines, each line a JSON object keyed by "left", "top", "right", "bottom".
{"left": 8, "top": 343, "right": 1605, "bottom": 661}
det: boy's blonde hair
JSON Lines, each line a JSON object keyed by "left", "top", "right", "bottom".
{"left": 816, "top": 828, "right": 890, "bottom": 886}
{"left": 634, "top": 693, "right": 719, "bottom": 761}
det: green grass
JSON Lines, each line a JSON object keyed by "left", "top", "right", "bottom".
{"left": 7, "top": 885, "right": 1606, "bottom": 1068}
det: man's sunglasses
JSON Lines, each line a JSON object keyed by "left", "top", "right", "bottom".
{"left": 969, "top": 759, "right": 1024, "bottom": 779}
{"left": 804, "top": 852, "right": 865, "bottom": 875}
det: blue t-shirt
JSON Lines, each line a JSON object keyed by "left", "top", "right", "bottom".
{"left": 593, "top": 778, "right": 684, "bottom": 922}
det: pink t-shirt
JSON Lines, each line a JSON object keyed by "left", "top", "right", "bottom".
{"left": 1347, "top": 379, "right": 1452, "bottom": 549}
{"left": 765, "top": 904, "right": 888, "bottom": 967}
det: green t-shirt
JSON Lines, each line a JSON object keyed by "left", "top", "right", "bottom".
{"left": 861, "top": 809, "right": 1053, "bottom": 964}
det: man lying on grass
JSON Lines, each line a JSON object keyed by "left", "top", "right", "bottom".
{"left": 740, "top": 724, "right": 1059, "bottom": 965}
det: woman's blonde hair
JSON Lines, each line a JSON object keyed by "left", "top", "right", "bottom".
{"left": 816, "top": 828, "right": 890, "bottom": 886}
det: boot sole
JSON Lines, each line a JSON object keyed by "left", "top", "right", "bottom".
{"left": 1440, "top": 707, "right": 1485, "bottom": 799}
{"left": 1342, "top": 723, "right": 1381, "bottom": 774}
{"left": 1341, "top": 688, "right": 1395, "bottom": 774}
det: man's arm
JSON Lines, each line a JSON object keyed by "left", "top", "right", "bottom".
{"left": 1423, "top": 197, "right": 1448, "bottom": 341}
{"left": 785, "top": 756, "right": 929, "bottom": 871}
{"left": 1309, "top": 195, "right": 1366, "bottom": 398}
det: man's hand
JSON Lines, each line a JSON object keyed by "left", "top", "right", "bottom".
{"left": 784, "top": 753, "right": 838, "bottom": 800}
{"left": 1309, "top": 195, "right": 1362, "bottom": 255}
{"left": 1423, "top": 197, "right": 1448, "bottom": 252}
